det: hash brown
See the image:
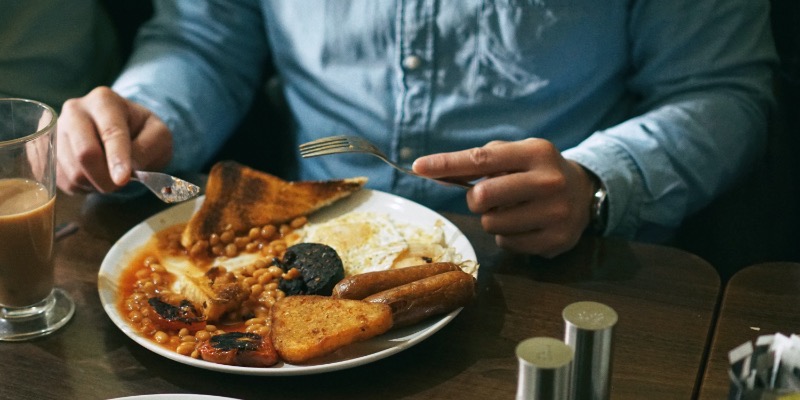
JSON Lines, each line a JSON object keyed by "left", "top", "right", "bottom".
{"left": 270, "top": 295, "right": 393, "bottom": 364}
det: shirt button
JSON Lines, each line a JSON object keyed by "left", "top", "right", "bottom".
{"left": 402, "top": 55, "right": 422, "bottom": 70}
{"left": 399, "top": 146, "right": 414, "bottom": 160}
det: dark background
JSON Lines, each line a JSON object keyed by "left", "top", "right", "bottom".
{"left": 673, "top": 0, "right": 800, "bottom": 280}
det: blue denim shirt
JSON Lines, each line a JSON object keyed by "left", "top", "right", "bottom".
{"left": 114, "top": 0, "right": 776, "bottom": 241}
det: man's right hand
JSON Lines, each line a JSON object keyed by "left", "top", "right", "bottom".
{"left": 56, "top": 86, "right": 173, "bottom": 194}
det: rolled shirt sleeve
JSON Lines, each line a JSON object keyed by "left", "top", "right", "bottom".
{"left": 112, "top": 0, "right": 270, "bottom": 174}
{"left": 563, "top": 0, "right": 777, "bottom": 241}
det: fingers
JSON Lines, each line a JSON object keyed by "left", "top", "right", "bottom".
{"left": 412, "top": 138, "right": 554, "bottom": 180}
{"left": 478, "top": 195, "right": 584, "bottom": 258}
{"left": 56, "top": 142, "right": 93, "bottom": 195}
{"left": 476, "top": 159, "right": 596, "bottom": 258}
{"left": 418, "top": 138, "right": 597, "bottom": 258}
{"left": 128, "top": 103, "right": 173, "bottom": 171}
{"left": 466, "top": 166, "right": 567, "bottom": 214}
{"left": 84, "top": 89, "right": 134, "bottom": 184}
{"left": 56, "top": 87, "right": 172, "bottom": 195}
{"left": 475, "top": 198, "right": 582, "bottom": 258}
{"left": 58, "top": 87, "right": 133, "bottom": 192}
{"left": 478, "top": 194, "right": 569, "bottom": 234}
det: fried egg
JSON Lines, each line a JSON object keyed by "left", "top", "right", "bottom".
{"left": 298, "top": 211, "right": 461, "bottom": 276}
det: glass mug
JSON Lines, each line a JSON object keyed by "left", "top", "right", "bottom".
{"left": 0, "top": 98, "right": 74, "bottom": 341}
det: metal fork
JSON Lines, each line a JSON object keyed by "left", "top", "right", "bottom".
{"left": 299, "top": 135, "right": 473, "bottom": 189}
{"left": 130, "top": 170, "right": 202, "bottom": 203}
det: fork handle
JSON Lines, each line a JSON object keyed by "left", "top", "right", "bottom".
{"left": 430, "top": 177, "right": 474, "bottom": 189}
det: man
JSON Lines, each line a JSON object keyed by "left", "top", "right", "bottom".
{"left": 55, "top": 1, "right": 776, "bottom": 257}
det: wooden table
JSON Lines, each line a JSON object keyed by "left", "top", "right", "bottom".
{"left": 698, "top": 262, "right": 800, "bottom": 399}
{"left": 0, "top": 191, "right": 721, "bottom": 400}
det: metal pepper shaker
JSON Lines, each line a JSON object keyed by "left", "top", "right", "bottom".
{"left": 516, "top": 337, "right": 574, "bottom": 400}
{"left": 563, "top": 301, "right": 618, "bottom": 400}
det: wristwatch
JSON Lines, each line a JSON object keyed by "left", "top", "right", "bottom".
{"left": 590, "top": 181, "right": 608, "bottom": 234}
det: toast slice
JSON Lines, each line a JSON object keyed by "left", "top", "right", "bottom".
{"left": 181, "top": 161, "right": 367, "bottom": 248}
{"left": 270, "top": 295, "right": 393, "bottom": 364}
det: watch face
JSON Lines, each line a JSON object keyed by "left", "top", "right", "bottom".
{"left": 591, "top": 186, "right": 608, "bottom": 234}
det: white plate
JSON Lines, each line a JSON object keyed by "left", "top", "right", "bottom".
{"left": 98, "top": 189, "right": 477, "bottom": 376}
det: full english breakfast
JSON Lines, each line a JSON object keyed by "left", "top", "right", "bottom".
{"left": 116, "top": 161, "right": 477, "bottom": 368}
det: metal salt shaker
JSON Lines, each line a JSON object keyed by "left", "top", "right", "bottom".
{"left": 516, "top": 337, "right": 574, "bottom": 400}
{"left": 563, "top": 301, "right": 618, "bottom": 400}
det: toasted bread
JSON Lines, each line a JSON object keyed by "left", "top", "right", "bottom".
{"left": 270, "top": 295, "right": 393, "bottom": 364}
{"left": 181, "top": 161, "right": 367, "bottom": 248}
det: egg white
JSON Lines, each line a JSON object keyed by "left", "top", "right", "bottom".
{"left": 297, "top": 212, "right": 404, "bottom": 275}
{"left": 298, "top": 211, "right": 462, "bottom": 276}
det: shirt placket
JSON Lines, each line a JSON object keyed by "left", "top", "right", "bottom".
{"left": 393, "top": 0, "right": 435, "bottom": 199}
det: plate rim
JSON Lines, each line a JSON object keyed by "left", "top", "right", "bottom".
{"left": 98, "top": 189, "right": 477, "bottom": 376}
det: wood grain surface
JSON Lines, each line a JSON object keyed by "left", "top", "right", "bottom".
{"left": 0, "top": 192, "right": 721, "bottom": 400}
{"left": 698, "top": 262, "right": 800, "bottom": 399}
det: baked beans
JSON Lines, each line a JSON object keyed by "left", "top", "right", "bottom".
{"left": 118, "top": 218, "right": 307, "bottom": 360}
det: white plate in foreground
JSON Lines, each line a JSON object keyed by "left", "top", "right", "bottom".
{"left": 98, "top": 189, "right": 477, "bottom": 376}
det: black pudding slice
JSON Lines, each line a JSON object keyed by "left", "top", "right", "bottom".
{"left": 209, "top": 332, "right": 262, "bottom": 352}
{"left": 278, "top": 242, "right": 345, "bottom": 296}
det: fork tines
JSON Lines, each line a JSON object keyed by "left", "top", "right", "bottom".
{"left": 298, "top": 135, "right": 351, "bottom": 147}
{"left": 298, "top": 135, "right": 359, "bottom": 158}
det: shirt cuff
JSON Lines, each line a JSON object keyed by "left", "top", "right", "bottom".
{"left": 563, "top": 134, "right": 645, "bottom": 239}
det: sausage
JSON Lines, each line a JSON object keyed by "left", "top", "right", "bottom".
{"left": 332, "top": 262, "right": 461, "bottom": 300}
{"left": 363, "top": 270, "right": 476, "bottom": 328}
